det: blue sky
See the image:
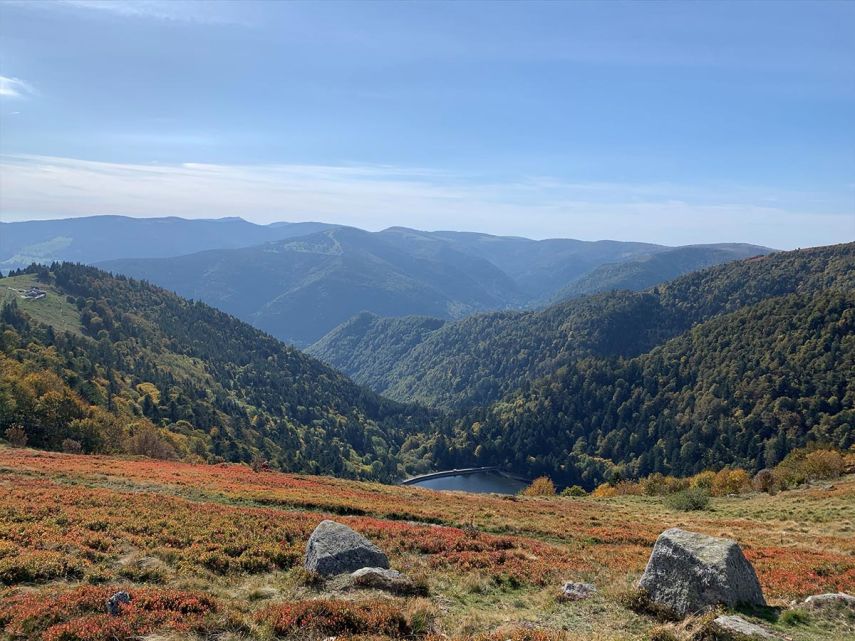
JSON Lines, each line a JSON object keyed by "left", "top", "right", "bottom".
{"left": 0, "top": 0, "right": 853, "bottom": 248}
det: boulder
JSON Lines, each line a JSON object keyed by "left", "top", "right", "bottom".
{"left": 106, "top": 591, "right": 131, "bottom": 616}
{"left": 350, "top": 567, "right": 414, "bottom": 593}
{"left": 711, "top": 615, "right": 781, "bottom": 640}
{"left": 304, "top": 520, "right": 389, "bottom": 577}
{"left": 638, "top": 528, "right": 765, "bottom": 617}
{"left": 803, "top": 592, "right": 855, "bottom": 610}
{"left": 560, "top": 582, "right": 597, "bottom": 601}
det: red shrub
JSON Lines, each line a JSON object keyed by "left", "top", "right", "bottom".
{"left": 260, "top": 599, "right": 412, "bottom": 638}
{"left": 0, "top": 585, "right": 217, "bottom": 641}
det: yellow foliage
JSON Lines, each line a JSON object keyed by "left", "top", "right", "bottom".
{"left": 592, "top": 483, "right": 617, "bottom": 498}
{"left": 521, "top": 476, "right": 556, "bottom": 496}
{"left": 689, "top": 470, "right": 716, "bottom": 490}
{"left": 802, "top": 450, "right": 845, "bottom": 480}
{"left": 135, "top": 382, "right": 161, "bottom": 405}
{"left": 711, "top": 468, "right": 751, "bottom": 496}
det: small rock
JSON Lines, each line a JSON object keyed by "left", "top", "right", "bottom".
{"left": 350, "top": 567, "right": 415, "bottom": 593}
{"left": 304, "top": 520, "right": 389, "bottom": 577}
{"left": 560, "top": 582, "right": 597, "bottom": 601}
{"left": 106, "top": 591, "right": 131, "bottom": 616}
{"left": 638, "top": 528, "right": 766, "bottom": 618}
{"left": 804, "top": 592, "right": 855, "bottom": 609}
{"left": 712, "top": 615, "right": 781, "bottom": 640}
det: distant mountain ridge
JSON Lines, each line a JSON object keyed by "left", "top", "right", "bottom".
{"left": 552, "top": 243, "right": 774, "bottom": 301}
{"left": 82, "top": 217, "right": 771, "bottom": 345}
{"left": 0, "top": 215, "right": 332, "bottom": 268}
{"left": 101, "top": 226, "right": 529, "bottom": 345}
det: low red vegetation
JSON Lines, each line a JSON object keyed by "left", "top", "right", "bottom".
{"left": 746, "top": 547, "right": 855, "bottom": 598}
{"left": 259, "top": 599, "right": 412, "bottom": 638}
{"left": 0, "top": 585, "right": 217, "bottom": 641}
{"left": 1, "top": 448, "right": 853, "bottom": 602}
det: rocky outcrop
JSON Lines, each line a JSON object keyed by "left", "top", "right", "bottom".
{"left": 711, "top": 615, "right": 781, "bottom": 640}
{"left": 803, "top": 592, "right": 855, "bottom": 610}
{"left": 350, "top": 567, "right": 415, "bottom": 593}
{"left": 560, "top": 582, "right": 597, "bottom": 601}
{"left": 638, "top": 528, "right": 765, "bottom": 617}
{"left": 106, "top": 591, "right": 131, "bottom": 616}
{"left": 304, "top": 520, "right": 389, "bottom": 577}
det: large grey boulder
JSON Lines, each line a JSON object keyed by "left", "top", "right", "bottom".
{"left": 639, "top": 528, "right": 765, "bottom": 617}
{"left": 304, "top": 520, "right": 389, "bottom": 577}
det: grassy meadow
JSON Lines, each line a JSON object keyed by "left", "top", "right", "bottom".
{"left": 0, "top": 447, "right": 852, "bottom": 641}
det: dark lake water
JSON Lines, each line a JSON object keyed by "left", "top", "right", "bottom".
{"left": 408, "top": 471, "right": 527, "bottom": 495}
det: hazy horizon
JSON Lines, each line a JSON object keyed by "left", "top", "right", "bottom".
{"left": 0, "top": 212, "right": 788, "bottom": 249}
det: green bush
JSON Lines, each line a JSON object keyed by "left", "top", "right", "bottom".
{"left": 780, "top": 608, "right": 810, "bottom": 626}
{"left": 561, "top": 485, "right": 587, "bottom": 497}
{"left": 664, "top": 487, "right": 710, "bottom": 511}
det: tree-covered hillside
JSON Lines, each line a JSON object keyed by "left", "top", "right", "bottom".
{"left": 552, "top": 244, "right": 772, "bottom": 301}
{"left": 101, "top": 222, "right": 768, "bottom": 346}
{"left": 311, "top": 244, "right": 854, "bottom": 412}
{"left": 101, "top": 226, "right": 525, "bottom": 346}
{"left": 441, "top": 289, "right": 854, "bottom": 488}
{"left": 0, "top": 264, "right": 435, "bottom": 480}
{"left": 3, "top": 245, "right": 851, "bottom": 490}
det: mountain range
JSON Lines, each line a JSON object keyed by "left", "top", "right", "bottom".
{"left": 79, "top": 219, "right": 770, "bottom": 345}
{"left": 0, "top": 215, "right": 332, "bottom": 269}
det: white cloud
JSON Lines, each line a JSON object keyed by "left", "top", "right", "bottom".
{"left": 0, "top": 154, "right": 852, "bottom": 249}
{"left": 0, "top": 76, "right": 33, "bottom": 99}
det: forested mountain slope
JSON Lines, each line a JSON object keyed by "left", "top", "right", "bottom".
{"left": 2, "top": 246, "right": 852, "bottom": 490}
{"left": 376, "top": 227, "right": 667, "bottom": 301}
{"left": 443, "top": 288, "right": 854, "bottom": 488}
{"left": 0, "top": 264, "right": 435, "bottom": 480}
{"left": 308, "top": 312, "right": 449, "bottom": 393}
{"left": 553, "top": 243, "right": 771, "bottom": 301}
{"left": 101, "top": 226, "right": 525, "bottom": 346}
{"left": 0, "top": 215, "right": 330, "bottom": 269}
{"left": 101, "top": 221, "right": 768, "bottom": 346}
{"left": 310, "top": 244, "right": 854, "bottom": 411}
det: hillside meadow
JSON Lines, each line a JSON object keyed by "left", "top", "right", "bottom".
{"left": 1, "top": 447, "right": 853, "bottom": 641}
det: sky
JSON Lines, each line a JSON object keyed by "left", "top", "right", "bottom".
{"left": 0, "top": 0, "right": 853, "bottom": 248}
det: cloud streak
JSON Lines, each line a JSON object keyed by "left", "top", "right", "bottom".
{"left": 0, "top": 154, "right": 851, "bottom": 249}
{"left": 57, "top": 0, "right": 247, "bottom": 25}
{"left": 0, "top": 76, "right": 33, "bottom": 99}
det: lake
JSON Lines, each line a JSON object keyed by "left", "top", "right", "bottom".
{"left": 407, "top": 470, "right": 528, "bottom": 495}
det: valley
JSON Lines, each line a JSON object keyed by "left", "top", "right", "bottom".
{"left": 2, "top": 243, "right": 853, "bottom": 490}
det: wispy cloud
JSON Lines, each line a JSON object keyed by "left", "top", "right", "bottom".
{"left": 57, "top": 0, "right": 247, "bottom": 25}
{"left": 0, "top": 76, "right": 33, "bottom": 99}
{"left": 0, "top": 154, "right": 851, "bottom": 249}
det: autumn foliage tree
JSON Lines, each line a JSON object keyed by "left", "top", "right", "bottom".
{"left": 522, "top": 476, "right": 556, "bottom": 496}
